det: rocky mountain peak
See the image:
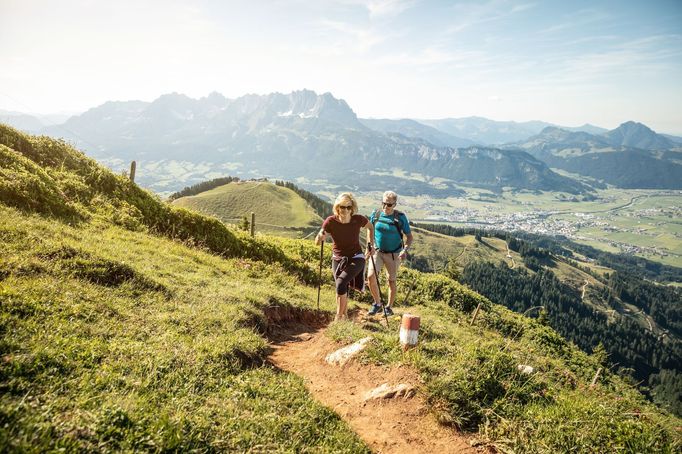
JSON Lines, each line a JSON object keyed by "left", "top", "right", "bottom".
{"left": 280, "top": 90, "right": 358, "bottom": 125}
{"left": 605, "top": 121, "right": 674, "bottom": 149}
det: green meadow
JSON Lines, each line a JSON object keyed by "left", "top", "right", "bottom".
{"left": 1, "top": 124, "right": 680, "bottom": 452}
{"left": 172, "top": 180, "right": 322, "bottom": 237}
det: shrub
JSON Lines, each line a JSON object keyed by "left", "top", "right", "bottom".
{"left": 0, "top": 145, "right": 86, "bottom": 222}
{"left": 399, "top": 268, "right": 489, "bottom": 313}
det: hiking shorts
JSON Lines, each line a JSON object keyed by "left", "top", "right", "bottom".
{"left": 332, "top": 255, "right": 366, "bottom": 295}
{"left": 367, "top": 251, "right": 401, "bottom": 282}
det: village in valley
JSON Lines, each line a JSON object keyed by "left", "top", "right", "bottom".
{"left": 401, "top": 189, "right": 682, "bottom": 266}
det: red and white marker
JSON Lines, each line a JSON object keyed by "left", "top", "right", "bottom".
{"left": 399, "top": 313, "right": 420, "bottom": 350}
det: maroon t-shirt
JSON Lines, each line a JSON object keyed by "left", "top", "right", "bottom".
{"left": 322, "top": 214, "right": 369, "bottom": 257}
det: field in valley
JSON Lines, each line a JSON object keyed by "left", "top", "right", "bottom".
{"left": 327, "top": 173, "right": 682, "bottom": 269}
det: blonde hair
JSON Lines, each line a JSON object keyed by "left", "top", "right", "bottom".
{"left": 333, "top": 192, "right": 358, "bottom": 216}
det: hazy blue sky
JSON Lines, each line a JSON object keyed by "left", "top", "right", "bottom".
{"left": 2, "top": 0, "right": 681, "bottom": 133}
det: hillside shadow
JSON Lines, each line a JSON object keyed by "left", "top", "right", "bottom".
{"left": 263, "top": 305, "right": 332, "bottom": 345}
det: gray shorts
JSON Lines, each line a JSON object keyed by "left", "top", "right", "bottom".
{"left": 367, "top": 251, "right": 401, "bottom": 282}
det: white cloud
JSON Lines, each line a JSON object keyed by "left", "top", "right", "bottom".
{"left": 0, "top": 0, "right": 680, "bottom": 132}
{"left": 332, "top": 0, "right": 418, "bottom": 18}
{"left": 317, "top": 19, "right": 387, "bottom": 53}
{"left": 365, "top": 0, "right": 418, "bottom": 18}
{"left": 445, "top": 0, "right": 537, "bottom": 34}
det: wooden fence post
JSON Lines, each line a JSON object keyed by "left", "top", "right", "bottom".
{"left": 250, "top": 212, "right": 255, "bottom": 237}
{"left": 129, "top": 161, "right": 136, "bottom": 183}
{"left": 590, "top": 368, "right": 602, "bottom": 388}
{"left": 470, "top": 302, "right": 482, "bottom": 325}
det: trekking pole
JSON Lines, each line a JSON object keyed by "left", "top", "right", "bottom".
{"left": 368, "top": 242, "right": 390, "bottom": 328}
{"left": 401, "top": 282, "right": 414, "bottom": 307}
{"left": 317, "top": 240, "right": 324, "bottom": 312}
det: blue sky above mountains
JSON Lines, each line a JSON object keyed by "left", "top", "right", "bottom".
{"left": 1, "top": 0, "right": 680, "bottom": 133}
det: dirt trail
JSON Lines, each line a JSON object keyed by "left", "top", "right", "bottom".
{"left": 267, "top": 315, "right": 479, "bottom": 453}
{"left": 581, "top": 280, "right": 589, "bottom": 300}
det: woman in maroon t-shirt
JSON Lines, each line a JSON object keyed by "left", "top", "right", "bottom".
{"left": 315, "top": 192, "right": 375, "bottom": 321}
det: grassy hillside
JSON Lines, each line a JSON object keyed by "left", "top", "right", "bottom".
{"left": 411, "top": 227, "right": 664, "bottom": 332}
{"left": 1, "top": 124, "right": 680, "bottom": 452}
{"left": 411, "top": 226, "right": 648, "bottom": 327}
{"left": 411, "top": 223, "right": 682, "bottom": 416}
{"left": 0, "top": 204, "right": 368, "bottom": 452}
{"left": 171, "top": 180, "right": 323, "bottom": 237}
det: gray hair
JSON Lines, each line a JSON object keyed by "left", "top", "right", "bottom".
{"left": 383, "top": 191, "right": 398, "bottom": 203}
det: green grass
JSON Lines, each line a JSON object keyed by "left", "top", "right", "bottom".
{"left": 338, "top": 293, "right": 681, "bottom": 452}
{"left": 410, "top": 228, "right": 526, "bottom": 274}
{"left": 1, "top": 123, "right": 680, "bottom": 452}
{"left": 0, "top": 205, "right": 367, "bottom": 452}
{"left": 171, "top": 181, "right": 322, "bottom": 237}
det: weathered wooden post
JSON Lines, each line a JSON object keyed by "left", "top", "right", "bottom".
{"left": 470, "top": 302, "right": 482, "bottom": 325}
{"left": 129, "top": 161, "right": 136, "bottom": 183}
{"left": 590, "top": 367, "right": 602, "bottom": 388}
{"left": 250, "top": 212, "right": 255, "bottom": 237}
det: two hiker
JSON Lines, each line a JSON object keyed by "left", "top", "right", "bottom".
{"left": 316, "top": 190, "right": 412, "bottom": 320}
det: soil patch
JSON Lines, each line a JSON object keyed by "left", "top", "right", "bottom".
{"left": 266, "top": 308, "right": 480, "bottom": 453}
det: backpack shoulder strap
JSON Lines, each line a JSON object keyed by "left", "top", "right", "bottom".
{"left": 391, "top": 210, "right": 405, "bottom": 240}
{"left": 392, "top": 210, "right": 403, "bottom": 226}
{"left": 370, "top": 208, "right": 379, "bottom": 225}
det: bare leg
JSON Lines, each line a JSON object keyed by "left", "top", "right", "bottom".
{"left": 387, "top": 278, "right": 397, "bottom": 307}
{"left": 386, "top": 254, "right": 400, "bottom": 308}
{"left": 336, "top": 293, "right": 348, "bottom": 320}
{"left": 367, "top": 270, "right": 380, "bottom": 304}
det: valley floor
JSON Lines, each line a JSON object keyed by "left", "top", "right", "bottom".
{"left": 346, "top": 188, "right": 682, "bottom": 269}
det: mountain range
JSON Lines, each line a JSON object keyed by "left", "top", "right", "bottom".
{"left": 33, "top": 90, "right": 585, "bottom": 195}
{"left": 417, "top": 117, "right": 608, "bottom": 145}
{"left": 4, "top": 90, "right": 681, "bottom": 193}
{"left": 0, "top": 109, "right": 72, "bottom": 132}
{"left": 508, "top": 123, "right": 682, "bottom": 188}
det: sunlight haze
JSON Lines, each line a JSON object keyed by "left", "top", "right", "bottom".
{"left": 1, "top": 0, "right": 681, "bottom": 133}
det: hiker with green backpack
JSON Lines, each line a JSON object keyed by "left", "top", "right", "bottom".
{"left": 367, "top": 191, "right": 413, "bottom": 317}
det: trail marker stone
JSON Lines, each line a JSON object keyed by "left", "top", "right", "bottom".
{"left": 399, "top": 314, "right": 420, "bottom": 350}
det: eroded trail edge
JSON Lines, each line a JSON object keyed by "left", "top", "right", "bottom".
{"left": 265, "top": 307, "right": 478, "bottom": 453}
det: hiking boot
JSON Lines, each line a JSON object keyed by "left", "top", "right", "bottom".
{"left": 368, "top": 304, "right": 382, "bottom": 316}
{"left": 384, "top": 306, "right": 394, "bottom": 316}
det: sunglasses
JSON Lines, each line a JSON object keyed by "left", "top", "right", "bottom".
{"left": 382, "top": 202, "right": 395, "bottom": 207}
{"left": 339, "top": 205, "right": 353, "bottom": 210}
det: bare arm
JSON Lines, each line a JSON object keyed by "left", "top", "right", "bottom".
{"left": 365, "top": 219, "right": 375, "bottom": 251}
{"left": 399, "top": 232, "right": 414, "bottom": 260}
{"left": 315, "top": 229, "right": 327, "bottom": 245}
{"left": 405, "top": 232, "right": 414, "bottom": 249}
